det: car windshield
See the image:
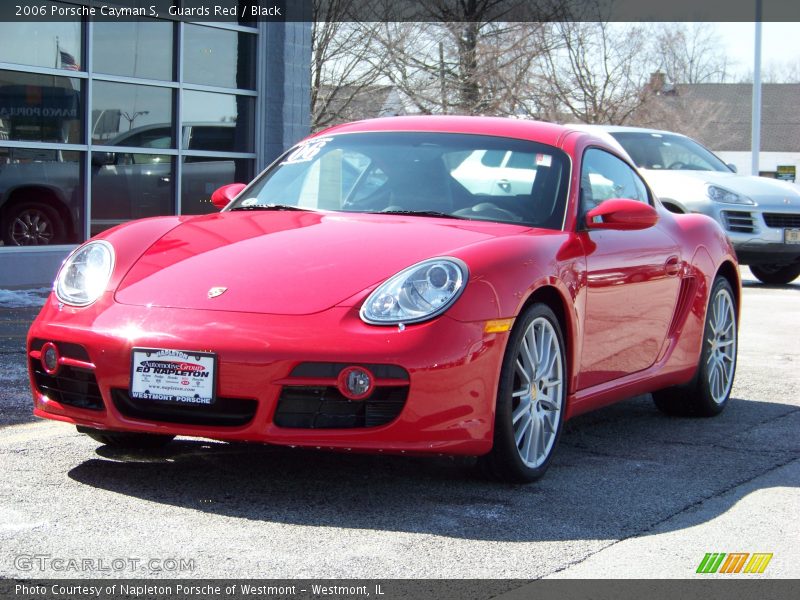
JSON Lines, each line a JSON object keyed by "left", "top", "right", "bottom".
{"left": 229, "top": 132, "right": 570, "bottom": 229}
{"left": 610, "top": 131, "right": 732, "bottom": 173}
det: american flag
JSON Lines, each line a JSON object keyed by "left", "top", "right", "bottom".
{"left": 59, "top": 50, "right": 79, "bottom": 71}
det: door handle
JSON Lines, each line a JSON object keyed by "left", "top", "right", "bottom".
{"left": 665, "top": 256, "right": 680, "bottom": 276}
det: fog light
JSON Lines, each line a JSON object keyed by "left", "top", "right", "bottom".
{"left": 337, "top": 366, "right": 374, "bottom": 401}
{"left": 41, "top": 342, "right": 60, "bottom": 375}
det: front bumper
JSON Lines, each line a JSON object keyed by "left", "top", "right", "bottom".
{"left": 27, "top": 295, "right": 508, "bottom": 456}
{"left": 694, "top": 204, "right": 800, "bottom": 265}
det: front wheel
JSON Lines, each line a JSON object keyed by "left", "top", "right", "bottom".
{"left": 77, "top": 426, "right": 175, "bottom": 449}
{"left": 653, "top": 276, "right": 738, "bottom": 417}
{"left": 750, "top": 263, "right": 800, "bottom": 285}
{"left": 481, "top": 303, "right": 567, "bottom": 483}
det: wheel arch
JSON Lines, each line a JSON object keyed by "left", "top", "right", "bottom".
{"left": 1, "top": 184, "right": 76, "bottom": 239}
{"left": 516, "top": 284, "right": 577, "bottom": 398}
{"left": 715, "top": 259, "right": 741, "bottom": 320}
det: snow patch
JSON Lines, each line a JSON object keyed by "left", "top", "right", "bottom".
{"left": 0, "top": 287, "right": 51, "bottom": 308}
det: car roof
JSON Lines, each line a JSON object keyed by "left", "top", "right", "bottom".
{"left": 567, "top": 123, "right": 691, "bottom": 138}
{"left": 317, "top": 115, "right": 594, "bottom": 149}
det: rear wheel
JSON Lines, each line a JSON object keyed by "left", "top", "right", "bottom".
{"left": 2, "top": 201, "right": 65, "bottom": 246}
{"left": 77, "top": 426, "right": 175, "bottom": 449}
{"left": 481, "top": 303, "right": 566, "bottom": 483}
{"left": 750, "top": 263, "right": 800, "bottom": 285}
{"left": 653, "top": 276, "right": 737, "bottom": 417}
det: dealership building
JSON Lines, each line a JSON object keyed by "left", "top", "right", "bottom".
{"left": 0, "top": 4, "right": 311, "bottom": 286}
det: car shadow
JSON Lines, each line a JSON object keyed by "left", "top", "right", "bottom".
{"left": 67, "top": 394, "right": 799, "bottom": 542}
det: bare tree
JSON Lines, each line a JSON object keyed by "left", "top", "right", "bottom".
{"left": 739, "top": 59, "right": 800, "bottom": 83}
{"left": 311, "top": 0, "right": 387, "bottom": 130}
{"left": 370, "top": 1, "right": 559, "bottom": 116}
{"left": 535, "top": 21, "right": 656, "bottom": 124}
{"left": 654, "top": 23, "right": 732, "bottom": 84}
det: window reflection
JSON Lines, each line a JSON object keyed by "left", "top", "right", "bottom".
{"left": 0, "top": 8, "right": 81, "bottom": 72}
{"left": 181, "top": 157, "right": 252, "bottom": 215}
{"left": 92, "top": 82, "right": 173, "bottom": 146}
{"left": 0, "top": 70, "right": 81, "bottom": 144}
{"left": 182, "top": 91, "right": 254, "bottom": 152}
{"left": 90, "top": 153, "right": 174, "bottom": 236}
{"left": 0, "top": 152, "right": 82, "bottom": 245}
{"left": 93, "top": 20, "right": 173, "bottom": 81}
{"left": 183, "top": 24, "right": 255, "bottom": 89}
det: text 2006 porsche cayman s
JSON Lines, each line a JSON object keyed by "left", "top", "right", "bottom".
{"left": 28, "top": 117, "right": 740, "bottom": 482}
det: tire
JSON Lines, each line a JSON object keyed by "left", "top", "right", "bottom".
{"left": 481, "top": 303, "right": 567, "bottom": 483}
{"left": 2, "top": 201, "right": 65, "bottom": 246}
{"left": 653, "top": 276, "right": 738, "bottom": 417}
{"left": 750, "top": 263, "right": 800, "bottom": 285}
{"left": 76, "top": 426, "right": 175, "bottom": 449}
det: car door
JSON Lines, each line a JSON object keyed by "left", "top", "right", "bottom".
{"left": 577, "top": 148, "right": 682, "bottom": 389}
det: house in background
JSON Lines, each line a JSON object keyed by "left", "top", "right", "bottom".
{"left": 638, "top": 81, "right": 800, "bottom": 183}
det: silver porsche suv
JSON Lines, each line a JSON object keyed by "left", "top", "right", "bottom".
{"left": 573, "top": 125, "right": 800, "bottom": 285}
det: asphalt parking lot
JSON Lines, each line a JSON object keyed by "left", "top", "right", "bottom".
{"left": 0, "top": 268, "right": 797, "bottom": 579}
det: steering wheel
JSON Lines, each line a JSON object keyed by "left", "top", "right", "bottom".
{"left": 453, "top": 202, "right": 522, "bottom": 222}
{"left": 666, "top": 161, "right": 686, "bottom": 170}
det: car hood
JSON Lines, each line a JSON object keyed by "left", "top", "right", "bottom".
{"left": 641, "top": 169, "right": 800, "bottom": 208}
{"left": 115, "top": 210, "right": 525, "bottom": 314}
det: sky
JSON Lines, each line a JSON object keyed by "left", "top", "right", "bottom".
{"left": 715, "top": 22, "right": 800, "bottom": 80}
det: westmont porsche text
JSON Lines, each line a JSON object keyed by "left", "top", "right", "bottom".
{"left": 27, "top": 117, "right": 740, "bottom": 482}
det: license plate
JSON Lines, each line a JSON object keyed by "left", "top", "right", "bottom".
{"left": 786, "top": 229, "right": 800, "bottom": 244}
{"left": 130, "top": 348, "right": 216, "bottom": 405}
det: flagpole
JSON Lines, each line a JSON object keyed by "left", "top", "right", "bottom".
{"left": 55, "top": 36, "right": 59, "bottom": 68}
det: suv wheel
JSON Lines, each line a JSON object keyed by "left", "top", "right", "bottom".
{"left": 750, "top": 263, "right": 800, "bottom": 285}
{"left": 2, "top": 202, "right": 65, "bottom": 246}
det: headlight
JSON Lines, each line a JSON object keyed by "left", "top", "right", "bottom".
{"left": 360, "top": 258, "right": 468, "bottom": 325}
{"left": 707, "top": 185, "right": 754, "bottom": 205}
{"left": 55, "top": 241, "right": 115, "bottom": 306}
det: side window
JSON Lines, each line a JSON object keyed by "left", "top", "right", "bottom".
{"left": 580, "top": 148, "right": 649, "bottom": 216}
{"left": 188, "top": 126, "right": 235, "bottom": 153}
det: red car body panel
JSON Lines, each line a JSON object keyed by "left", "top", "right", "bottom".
{"left": 27, "top": 116, "right": 740, "bottom": 455}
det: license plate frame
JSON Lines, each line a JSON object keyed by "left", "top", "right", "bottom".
{"left": 130, "top": 348, "right": 217, "bottom": 405}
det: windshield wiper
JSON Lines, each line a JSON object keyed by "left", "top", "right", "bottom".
{"left": 378, "top": 209, "right": 467, "bottom": 220}
{"left": 229, "top": 204, "right": 310, "bottom": 212}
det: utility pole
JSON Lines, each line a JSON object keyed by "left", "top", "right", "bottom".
{"left": 751, "top": 0, "right": 762, "bottom": 176}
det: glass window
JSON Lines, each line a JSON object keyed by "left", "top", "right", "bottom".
{"left": 183, "top": 24, "right": 255, "bottom": 90}
{"left": 92, "top": 20, "right": 173, "bottom": 81}
{"left": 232, "top": 133, "right": 569, "bottom": 229}
{"left": 90, "top": 153, "right": 174, "bottom": 236}
{"left": 0, "top": 70, "right": 81, "bottom": 144}
{"left": 0, "top": 151, "right": 83, "bottom": 245}
{"left": 580, "top": 148, "right": 650, "bottom": 217}
{"left": 0, "top": 6, "right": 81, "bottom": 71}
{"left": 181, "top": 157, "right": 253, "bottom": 215}
{"left": 610, "top": 131, "right": 731, "bottom": 173}
{"left": 182, "top": 90, "right": 254, "bottom": 152}
{"left": 91, "top": 82, "right": 173, "bottom": 146}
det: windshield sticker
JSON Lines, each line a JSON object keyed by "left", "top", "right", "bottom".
{"left": 240, "top": 198, "right": 259, "bottom": 207}
{"left": 536, "top": 154, "right": 552, "bottom": 167}
{"left": 281, "top": 137, "right": 334, "bottom": 165}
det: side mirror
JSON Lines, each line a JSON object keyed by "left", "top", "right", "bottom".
{"left": 91, "top": 152, "right": 116, "bottom": 166}
{"left": 727, "top": 163, "right": 738, "bottom": 173}
{"left": 211, "top": 183, "right": 247, "bottom": 210}
{"left": 585, "top": 198, "right": 658, "bottom": 231}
